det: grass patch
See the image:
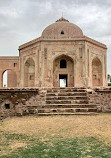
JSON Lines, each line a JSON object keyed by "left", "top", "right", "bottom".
{"left": 0, "top": 114, "right": 111, "bottom": 157}
{"left": 1, "top": 137, "right": 111, "bottom": 158}
{"left": 0, "top": 131, "right": 36, "bottom": 157}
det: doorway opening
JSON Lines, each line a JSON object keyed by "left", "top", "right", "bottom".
{"left": 2, "top": 70, "right": 17, "bottom": 88}
{"left": 53, "top": 55, "right": 74, "bottom": 87}
{"left": 59, "top": 74, "right": 67, "bottom": 87}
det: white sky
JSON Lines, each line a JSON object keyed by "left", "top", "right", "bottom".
{"left": 3, "top": 71, "right": 7, "bottom": 87}
{"left": 0, "top": 0, "right": 111, "bottom": 74}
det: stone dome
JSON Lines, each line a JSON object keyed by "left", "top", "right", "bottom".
{"left": 41, "top": 17, "right": 83, "bottom": 39}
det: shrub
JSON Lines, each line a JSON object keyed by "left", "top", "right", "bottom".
{"left": 108, "top": 83, "right": 111, "bottom": 86}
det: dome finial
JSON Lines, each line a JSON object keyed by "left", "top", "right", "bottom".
{"left": 56, "top": 17, "right": 69, "bottom": 22}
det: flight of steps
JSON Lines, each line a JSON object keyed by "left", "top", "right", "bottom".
{"left": 38, "top": 88, "right": 98, "bottom": 115}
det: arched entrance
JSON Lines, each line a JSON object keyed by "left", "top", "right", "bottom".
{"left": 92, "top": 57, "right": 103, "bottom": 86}
{"left": 24, "top": 58, "right": 35, "bottom": 87}
{"left": 53, "top": 55, "right": 74, "bottom": 87}
{"left": 2, "top": 70, "right": 17, "bottom": 88}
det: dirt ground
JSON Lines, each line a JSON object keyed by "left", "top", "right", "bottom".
{"left": 0, "top": 114, "right": 111, "bottom": 144}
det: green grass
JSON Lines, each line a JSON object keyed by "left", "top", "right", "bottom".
{"left": 1, "top": 134, "right": 111, "bottom": 158}
{"left": 1, "top": 115, "right": 111, "bottom": 157}
{"left": 0, "top": 131, "right": 36, "bottom": 157}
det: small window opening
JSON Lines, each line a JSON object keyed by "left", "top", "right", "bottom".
{"left": 60, "top": 59, "right": 67, "bottom": 68}
{"left": 61, "top": 31, "right": 64, "bottom": 35}
{"left": 14, "top": 63, "right": 17, "bottom": 67}
{"left": 5, "top": 103, "right": 10, "bottom": 109}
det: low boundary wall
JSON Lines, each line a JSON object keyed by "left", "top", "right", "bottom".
{"left": 0, "top": 87, "right": 111, "bottom": 119}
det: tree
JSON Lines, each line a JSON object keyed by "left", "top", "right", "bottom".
{"left": 107, "top": 74, "right": 111, "bottom": 82}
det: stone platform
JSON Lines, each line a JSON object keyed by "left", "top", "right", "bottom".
{"left": 37, "top": 88, "right": 97, "bottom": 116}
{"left": 0, "top": 87, "right": 111, "bottom": 119}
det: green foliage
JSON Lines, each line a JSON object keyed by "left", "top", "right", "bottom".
{"left": 108, "top": 83, "right": 111, "bottom": 86}
{"left": 1, "top": 137, "right": 111, "bottom": 158}
{"left": 107, "top": 74, "right": 111, "bottom": 83}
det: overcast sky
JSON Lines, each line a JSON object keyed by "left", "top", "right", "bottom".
{"left": 0, "top": 0, "right": 111, "bottom": 74}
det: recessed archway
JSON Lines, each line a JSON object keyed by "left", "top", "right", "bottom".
{"left": 92, "top": 57, "right": 103, "bottom": 86}
{"left": 53, "top": 55, "right": 74, "bottom": 87}
{"left": 24, "top": 58, "right": 35, "bottom": 87}
{"left": 2, "top": 70, "right": 17, "bottom": 88}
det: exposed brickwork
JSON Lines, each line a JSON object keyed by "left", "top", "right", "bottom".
{"left": 0, "top": 87, "right": 111, "bottom": 120}
{"left": 0, "top": 89, "right": 39, "bottom": 119}
{"left": 88, "top": 88, "right": 111, "bottom": 112}
{"left": 0, "top": 57, "right": 19, "bottom": 88}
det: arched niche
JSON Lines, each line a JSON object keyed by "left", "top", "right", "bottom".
{"left": 24, "top": 58, "right": 35, "bottom": 87}
{"left": 92, "top": 57, "right": 103, "bottom": 87}
{"left": 2, "top": 70, "right": 17, "bottom": 88}
{"left": 53, "top": 55, "right": 74, "bottom": 87}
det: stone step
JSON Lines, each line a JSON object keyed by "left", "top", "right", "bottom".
{"left": 40, "top": 104, "right": 97, "bottom": 108}
{"left": 38, "top": 108, "right": 97, "bottom": 113}
{"left": 28, "top": 109, "right": 37, "bottom": 114}
{"left": 27, "top": 106, "right": 38, "bottom": 108}
{"left": 47, "top": 88, "right": 86, "bottom": 93}
{"left": 46, "top": 100, "right": 89, "bottom": 104}
{"left": 46, "top": 92, "right": 87, "bottom": 97}
{"left": 25, "top": 88, "right": 98, "bottom": 116}
{"left": 38, "top": 112, "right": 98, "bottom": 116}
{"left": 46, "top": 96, "right": 88, "bottom": 100}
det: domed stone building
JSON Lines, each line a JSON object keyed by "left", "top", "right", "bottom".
{"left": 0, "top": 17, "right": 111, "bottom": 118}
{"left": 0, "top": 17, "right": 107, "bottom": 88}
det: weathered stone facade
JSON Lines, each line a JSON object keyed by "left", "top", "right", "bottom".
{"left": 88, "top": 88, "right": 111, "bottom": 112}
{"left": 0, "top": 57, "right": 19, "bottom": 88}
{"left": 0, "top": 17, "right": 109, "bottom": 118}
{"left": 0, "top": 87, "right": 111, "bottom": 119}
{"left": 0, "top": 17, "right": 107, "bottom": 88}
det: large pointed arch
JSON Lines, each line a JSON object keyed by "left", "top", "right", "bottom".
{"left": 92, "top": 57, "right": 103, "bottom": 86}
{"left": 53, "top": 54, "right": 74, "bottom": 87}
{"left": 24, "top": 58, "right": 35, "bottom": 87}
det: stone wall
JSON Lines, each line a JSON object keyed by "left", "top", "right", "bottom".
{"left": 0, "top": 57, "right": 19, "bottom": 88}
{"left": 0, "top": 87, "right": 111, "bottom": 120}
{"left": 0, "top": 89, "right": 39, "bottom": 119}
{"left": 87, "top": 87, "right": 111, "bottom": 112}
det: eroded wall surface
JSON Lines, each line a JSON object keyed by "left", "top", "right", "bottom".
{"left": 0, "top": 57, "right": 19, "bottom": 88}
{"left": 0, "top": 89, "right": 39, "bottom": 119}
{"left": 19, "top": 37, "right": 107, "bottom": 88}
{"left": 0, "top": 88, "right": 111, "bottom": 120}
{"left": 88, "top": 88, "right": 111, "bottom": 112}
{"left": 0, "top": 36, "right": 107, "bottom": 88}
{"left": 86, "top": 39, "right": 107, "bottom": 87}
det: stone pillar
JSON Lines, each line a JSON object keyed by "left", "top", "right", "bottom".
{"left": 0, "top": 71, "right": 2, "bottom": 88}
{"left": 102, "top": 54, "right": 107, "bottom": 87}
{"left": 43, "top": 48, "right": 48, "bottom": 87}
{"left": 39, "top": 50, "right": 42, "bottom": 87}
{"left": 75, "top": 47, "right": 85, "bottom": 87}
{"left": 20, "top": 57, "right": 24, "bottom": 88}
{"left": 104, "top": 53, "right": 107, "bottom": 86}
{"left": 73, "top": 58, "right": 75, "bottom": 87}
{"left": 35, "top": 49, "right": 39, "bottom": 87}
{"left": 16, "top": 68, "right": 20, "bottom": 87}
